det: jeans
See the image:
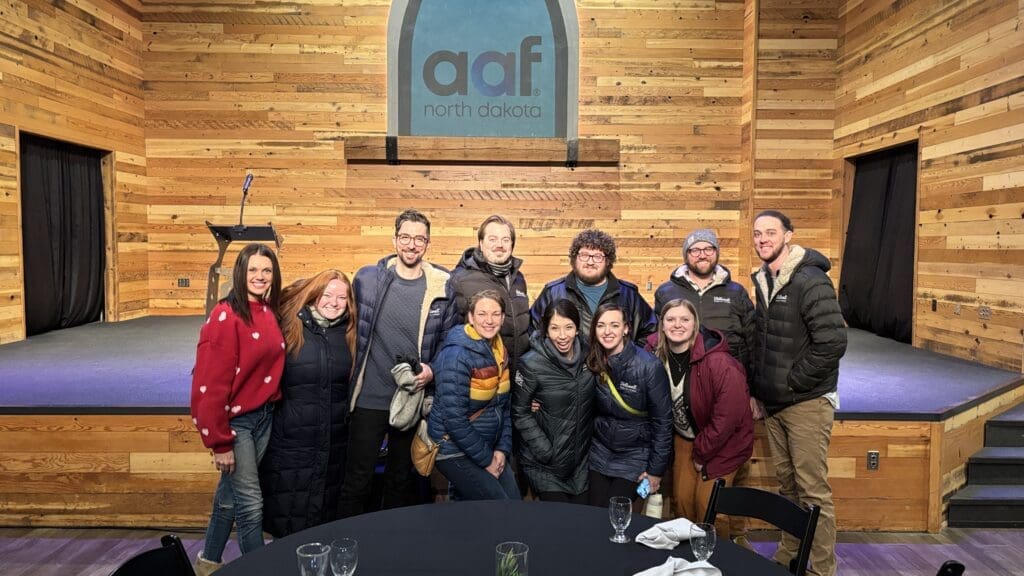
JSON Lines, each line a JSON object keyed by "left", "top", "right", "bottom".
{"left": 202, "top": 403, "right": 274, "bottom": 562}
{"left": 436, "top": 455, "right": 521, "bottom": 501}
{"left": 765, "top": 396, "right": 836, "bottom": 576}
{"left": 338, "top": 408, "right": 417, "bottom": 518}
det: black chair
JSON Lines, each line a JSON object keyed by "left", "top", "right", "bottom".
{"left": 936, "top": 560, "right": 965, "bottom": 576}
{"left": 109, "top": 534, "right": 195, "bottom": 576}
{"left": 703, "top": 478, "right": 821, "bottom": 576}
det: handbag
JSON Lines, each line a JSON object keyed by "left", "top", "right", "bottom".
{"left": 410, "top": 406, "right": 488, "bottom": 477}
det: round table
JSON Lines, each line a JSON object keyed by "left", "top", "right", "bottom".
{"left": 216, "top": 500, "right": 792, "bottom": 575}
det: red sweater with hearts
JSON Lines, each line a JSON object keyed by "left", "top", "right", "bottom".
{"left": 190, "top": 300, "right": 284, "bottom": 453}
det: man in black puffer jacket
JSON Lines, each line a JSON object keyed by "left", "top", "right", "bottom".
{"left": 451, "top": 215, "right": 530, "bottom": 380}
{"left": 751, "top": 210, "right": 847, "bottom": 576}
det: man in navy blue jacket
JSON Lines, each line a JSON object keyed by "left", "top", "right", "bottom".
{"left": 338, "top": 209, "right": 456, "bottom": 517}
{"left": 530, "top": 229, "right": 656, "bottom": 345}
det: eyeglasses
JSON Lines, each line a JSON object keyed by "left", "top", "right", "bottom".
{"left": 687, "top": 246, "right": 717, "bottom": 257}
{"left": 576, "top": 252, "right": 606, "bottom": 263}
{"left": 397, "top": 234, "right": 429, "bottom": 247}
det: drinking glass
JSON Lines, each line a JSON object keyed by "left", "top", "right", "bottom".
{"left": 296, "top": 542, "right": 331, "bottom": 576}
{"left": 495, "top": 541, "right": 528, "bottom": 576}
{"left": 690, "top": 522, "right": 716, "bottom": 562}
{"left": 330, "top": 538, "right": 358, "bottom": 576}
{"left": 608, "top": 496, "right": 633, "bottom": 543}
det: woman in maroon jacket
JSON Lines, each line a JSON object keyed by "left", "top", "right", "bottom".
{"left": 653, "top": 298, "right": 753, "bottom": 536}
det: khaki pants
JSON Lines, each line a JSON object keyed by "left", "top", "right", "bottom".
{"left": 672, "top": 436, "right": 736, "bottom": 538}
{"left": 764, "top": 396, "right": 836, "bottom": 576}
{"left": 728, "top": 459, "right": 751, "bottom": 539}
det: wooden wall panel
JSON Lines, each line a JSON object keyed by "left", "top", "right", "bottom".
{"left": 140, "top": 1, "right": 748, "bottom": 310}
{"left": 0, "top": 415, "right": 215, "bottom": 527}
{"left": 0, "top": 123, "right": 21, "bottom": 344}
{"left": 0, "top": 0, "right": 148, "bottom": 340}
{"left": 837, "top": 0, "right": 1024, "bottom": 371}
{"left": 754, "top": 0, "right": 840, "bottom": 279}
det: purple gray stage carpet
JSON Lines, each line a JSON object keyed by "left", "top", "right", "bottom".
{"left": 0, "top": 317, "right": 1020, "bottom": 419}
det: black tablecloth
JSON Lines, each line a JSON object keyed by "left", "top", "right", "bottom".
{"left": 216, "top": 500, "right": 791, "bottom": 575}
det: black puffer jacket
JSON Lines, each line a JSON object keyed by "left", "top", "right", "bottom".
{"left": 451, "top": 248, "right": 530, "bottom": 377}
{"left": 589, "top": 342, "right": 673, "bottom": 481}
{"left": 530, "top": 272, "right": 656, "bottom": 345}
{"left": 653, "top": 264, "right": 755, "bottom": 375}
{"left": 512, "top": 333, "right": 596, "bottom": 495}
{"left": 260, "top": 308, "right": 353, "bottom": 538}
{"left": 751, "top": 246, "right": 847, "bottom": 415}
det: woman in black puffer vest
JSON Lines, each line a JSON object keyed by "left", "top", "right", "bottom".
{"left": 512, "top": 299, "right": 596, "bottom": 503}
{"left": 260, "top": 270, "right": 355, "bottom": 538}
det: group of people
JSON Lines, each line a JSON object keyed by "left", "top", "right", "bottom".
{"left": 189, "top": 208, "right": 847, "bottom": 576}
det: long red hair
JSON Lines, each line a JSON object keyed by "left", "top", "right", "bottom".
{"left": 279, "top": 269, "right": 357, "bottom": 359}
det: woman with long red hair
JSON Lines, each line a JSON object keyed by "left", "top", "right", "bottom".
{"left": 259, "top": 269, "right": 357, "bottom": 537}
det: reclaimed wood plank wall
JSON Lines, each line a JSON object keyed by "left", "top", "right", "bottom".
{"left": 0, "top": 0, "right": 149, "bottom": 339}
{"left": 836, "top": 0, "right": 1024, "bottom": 371}
{"left": 139, "top": 0, "right": 748, "bottom": 311}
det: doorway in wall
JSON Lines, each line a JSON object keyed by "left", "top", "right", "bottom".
{"left": 839, "top": 142, "right": 917, "bottom": 343}
{"left": 20, "top": 133, "right": 106, "bottom": 337}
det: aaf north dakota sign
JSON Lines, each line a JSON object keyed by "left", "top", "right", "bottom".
{"left": 387, "top": 0, "right": 579, "bottom": 138}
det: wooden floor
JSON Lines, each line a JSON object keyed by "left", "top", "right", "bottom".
{"left": 0, "top": 526, "right": 1020, "bottom": 576}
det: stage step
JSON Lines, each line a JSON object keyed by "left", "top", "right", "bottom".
{"left": 947, "top": 485, "right": 1024, "bottom": 528}
{"left": 985, "top": 403, "right": 1024, "bottom": 447}
{"left": 967, "top": 447, "right": 1024, "bottom": 484}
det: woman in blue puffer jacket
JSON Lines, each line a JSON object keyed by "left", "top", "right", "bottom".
{"left": 428, "top": 290, "right": 519, "bottom": 500}
{"left": 586, "top": 303, "right": 673, "bottom": 507}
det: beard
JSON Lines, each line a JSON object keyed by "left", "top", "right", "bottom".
{"left": 757, "top": 242, "right": 786, "bottom": 265}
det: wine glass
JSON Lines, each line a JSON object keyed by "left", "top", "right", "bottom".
{"left": 690, "top": 523, "right": 716, "bottom": 562}
{"left": 330, "top": 538, "right": 358, "bottom": 576}
{"left": 608, "top": 496, "right": 633, "bottom": 543}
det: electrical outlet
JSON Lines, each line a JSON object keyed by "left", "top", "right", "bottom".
{"left": 177, "top": 278, "right": 190, "bottom": 288}
{"left": 867, "top": 450, "right": 880, "bottom": 471}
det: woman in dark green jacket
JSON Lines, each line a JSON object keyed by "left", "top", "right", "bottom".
{"left": 512, "top": 299, "right": 596, "bottom": 503}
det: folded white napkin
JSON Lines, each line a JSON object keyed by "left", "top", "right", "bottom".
{"left": 632, "top": 558, "right": 721, "bottom": 576}
{"left": 636, "top": 518, "right": 702, "bottom": 550}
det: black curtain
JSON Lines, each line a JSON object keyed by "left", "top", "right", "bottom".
{"left": 20, "top": 133, "right": 105, "bottom": 336}
{"left": 839, "top": 143, "right": 917, "bottom": 343}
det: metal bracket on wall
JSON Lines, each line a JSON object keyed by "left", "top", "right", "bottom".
{"left": 386, "top": 135, "right": 400, "bottom": 165}
{"left": 565, "top": 138, "right": 578, "bottom": 168}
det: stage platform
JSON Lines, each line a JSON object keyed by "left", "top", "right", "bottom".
{"left": 0, "top": 318, "right": 1021, "bottom": 531}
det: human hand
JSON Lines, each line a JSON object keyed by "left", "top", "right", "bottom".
{"left": 486, "top": 451, "right": 507, "bottom": 479}
{"left": 213, "top": 450, "right": 235, "bottom": 475}
{"left": 639, "top": 472, "right": 661, "bottom": 494}
{"left": 415, "top": 363, "right": 434, "bottom": 390}
{"left": 530, "top": 400, "right": 541, "bottom": 413}
{"left": 750, "top": 397, "right": 764, "bottom": 420}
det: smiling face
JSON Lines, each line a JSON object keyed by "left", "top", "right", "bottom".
{"left": 468, "top": 296, "right": 504, "bottom": 340}
{"left": 479, "top": 221, "right": 513, "bottom": 266}
{"left": 245, "top": 254, "right": 274, "bottom": 301}
{"left": 393, "top": 220, "right": 429, "bottom": 269}
{"left": 661, "top": 303, "right": 696, "bottom": 351}
{"left": 546, "top": 312, "right": 578, "bottom": 356}
{"left": 315, "top": 278, "right": 349, "bottom": 321}
{"left": 594, "top": 309, "right": 628, "bottom": 356}
{"left": 685, "top": 241, "right": 719, "bottom": 279}
{"left": 572, "top": 247, "right": 610, "bottom": 285}
{"left": 753, "top": 215, "right": 793, "bottom": 266}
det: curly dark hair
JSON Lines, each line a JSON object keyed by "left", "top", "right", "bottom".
{"left": 569, "top": 229, "right": 616, "bottom": 268}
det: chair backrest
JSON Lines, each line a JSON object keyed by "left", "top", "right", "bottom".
{"left": 936, "top": 560, "right": 965, "bottom": 576}
{"left": 109, "top": 534, "right": 195, "bottom": 576}
{"left": 703, "top": 479, "right": 820, "bottom": 576}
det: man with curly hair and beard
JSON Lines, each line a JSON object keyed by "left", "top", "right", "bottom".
{"left": 530, "top": 229, "right": 656, "bottom": 345}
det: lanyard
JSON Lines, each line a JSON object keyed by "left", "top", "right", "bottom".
{"left": 602, "top": 372, "right": 648, "bottom": 417}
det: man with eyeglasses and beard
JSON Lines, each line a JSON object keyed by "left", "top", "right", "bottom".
{"left": 531, "top": 229, "right": 656, "bottom": 345}
{"left": 653, "top": 228, "right": 757, "bottom": 547}
{"left": 338, "top": 208, "right": 456, "bottom": 517}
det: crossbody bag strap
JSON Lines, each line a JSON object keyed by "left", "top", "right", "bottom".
{"left": 602, "top": 372, "right": 648, "bottom": 417}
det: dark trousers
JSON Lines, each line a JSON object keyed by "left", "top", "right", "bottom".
{"left": 538, "top": 491, "right": 588, "bottom": 505}
{"left": 587, "top": 470, "right": 639, "bottom": 508}
{"left": 338, "top": 407, "right": 416, "bottom": 518}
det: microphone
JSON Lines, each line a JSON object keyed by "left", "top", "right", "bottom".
{"left": 237, "top": 172, "right": 254, "bottom": 229}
